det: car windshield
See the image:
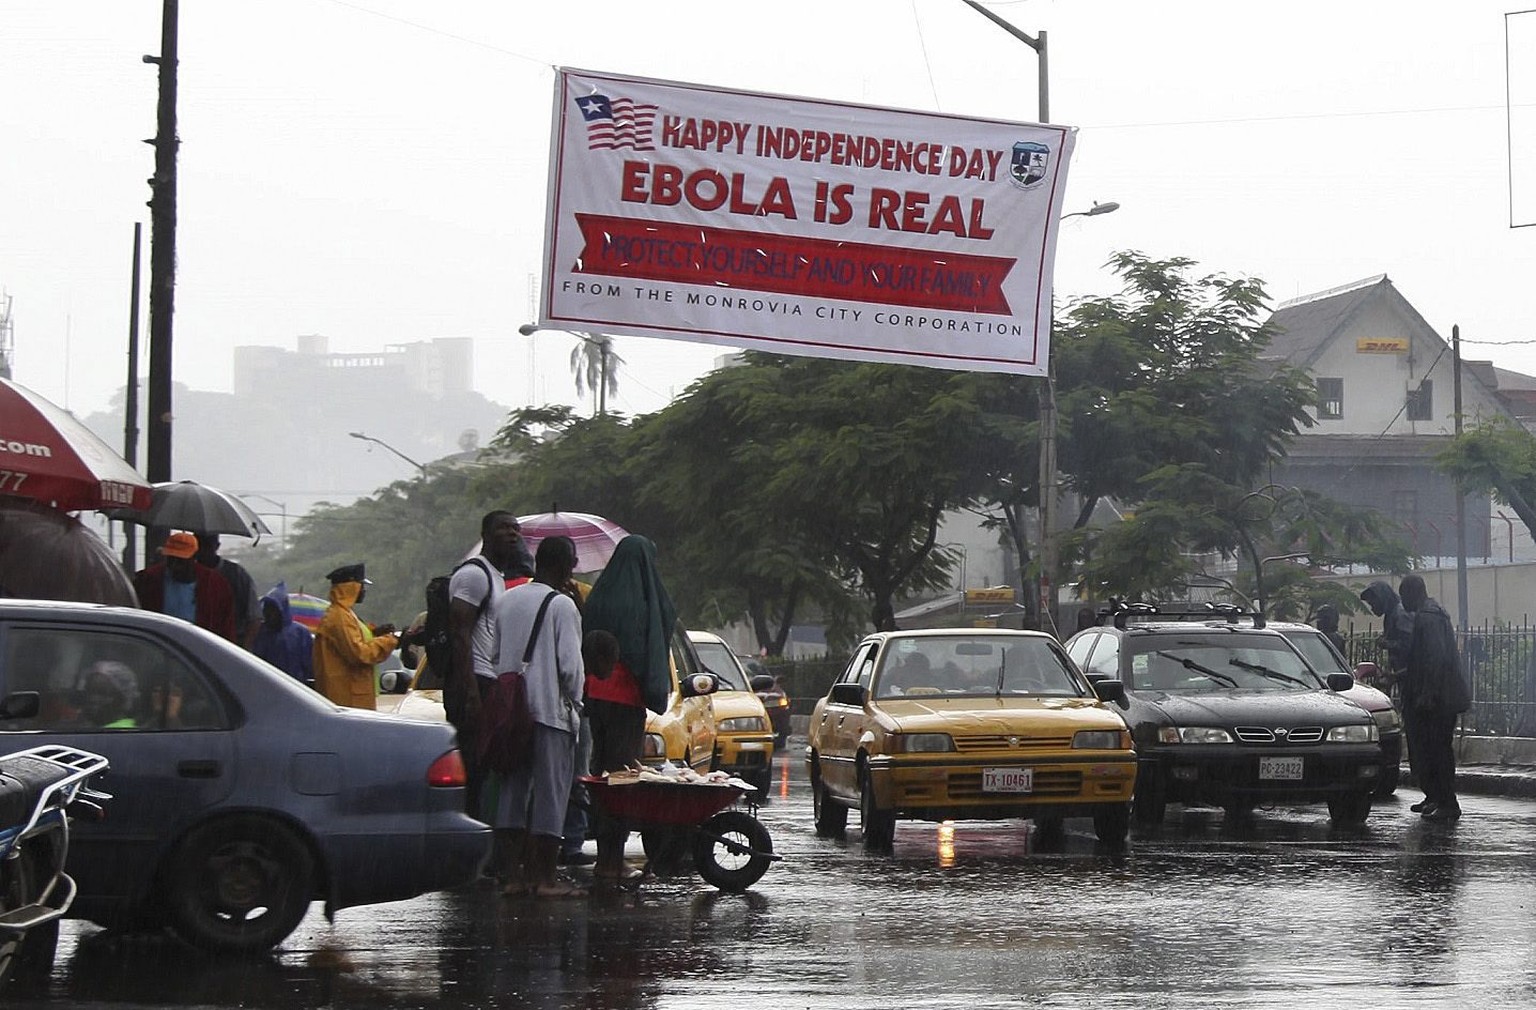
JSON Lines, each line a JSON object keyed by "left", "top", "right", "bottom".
{"left": 1279, "top": 629, "right": 1349, "bottom": 676}
{"left": 1127, "top": 634, "right": 1323, "bottom": 693}
{"left": 692, "top": 641, "right": 750, "bottom": 691}
{"left": 873, "top": 635, "right": 1083, "bottom": 699}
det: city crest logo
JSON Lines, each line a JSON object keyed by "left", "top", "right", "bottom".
{"left": 1009, "top": 141, "right": 1050, "bottom": 189}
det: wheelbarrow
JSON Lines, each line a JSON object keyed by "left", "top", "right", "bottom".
{"left": 580, "top": 775, "right": 780, "bottom": 891}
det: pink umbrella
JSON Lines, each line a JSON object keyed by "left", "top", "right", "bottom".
{"left": 517, "top": 512, "right": 629, "bottom": 573}
{"left": 0, "top": 377, "right": 152, "bottom": 512}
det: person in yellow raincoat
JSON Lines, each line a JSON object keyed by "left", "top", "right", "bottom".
{"left": 313, "top": 563, "right": 399, "bottom": 709}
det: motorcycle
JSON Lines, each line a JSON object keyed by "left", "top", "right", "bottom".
{"left": 0, "top": 742, "right": 110, "bottom": 988}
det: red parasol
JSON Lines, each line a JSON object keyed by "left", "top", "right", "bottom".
{"left": 0, "top": 377, "right": 152, "bottom": 512}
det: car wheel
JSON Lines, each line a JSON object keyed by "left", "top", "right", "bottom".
{"left": 811, "top": 758, "right": 848, "bottom": 838}
{"left": 1327, "top": 791, "right": 1372, "bottom": 827}
{"left": 1033, "top": 814, "right": 1065, "bottom": 847}
{"left": 693, "top": 810, "right": 773, "bottom": 892}
{"left": 1375, "top": 762, "right": 1400, "bottom": 798}
{"left": 167, "top": 815, "right": 314, "bottom": 954}
{"left": 1093, "top": 804, "right": 1130, "bottom": 845}
{"left": 1132, "top": 779, "right": 1167, "bottom": 825}
{"left": 859, "top": 772, "right": 895, "bottom": 851}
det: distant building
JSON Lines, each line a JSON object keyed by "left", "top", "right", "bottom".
{"left": 1262, "top": 274, "right": 1523, "bottom": 561}
{"left": 233, "top": 335, "right": 473, "bottom": 402}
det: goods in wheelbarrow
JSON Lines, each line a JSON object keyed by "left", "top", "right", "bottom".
{"left": 582, "top": 773, "right": 779, "bottom": 891}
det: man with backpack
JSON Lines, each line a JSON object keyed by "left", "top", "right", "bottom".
{"left": 448, "top": 511, "right": 530, "bottom": 821}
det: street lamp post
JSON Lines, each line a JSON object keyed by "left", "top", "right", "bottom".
{"left": 240, "top": 492, "right": 288, "bottom": 552}
{"left": 519, "top": 323, "right": 612, "bottom": 416}
{"left": 348, "top": 431, "right": 428, "bottom": 477}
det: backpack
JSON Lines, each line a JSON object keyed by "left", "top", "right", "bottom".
{"left": 477, "top": 590, "right": 558, "bottom": 775}
{"left": 423, "top": 558, "right": 496, "bottom": 720}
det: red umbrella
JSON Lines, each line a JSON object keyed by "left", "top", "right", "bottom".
{"left": 0, "top": 377, "right": 152, "bottom": 512}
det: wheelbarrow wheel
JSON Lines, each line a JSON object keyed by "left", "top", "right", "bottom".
{"left": 693, "top": 810, "right": 772, "bottom": 892}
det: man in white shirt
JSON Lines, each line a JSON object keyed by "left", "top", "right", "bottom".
{"left": 448, "top": 510, "right": 527, "bottom": 820}
{"left": 490, "top": 535, "right": 584, "bottom": 897}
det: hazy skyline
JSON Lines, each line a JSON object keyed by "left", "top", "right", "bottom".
{"left": 3, "top": 0, "right": 1533, "bottom": 431}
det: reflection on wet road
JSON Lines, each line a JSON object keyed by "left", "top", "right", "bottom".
{"left": 11, "top": 749, "right": 1536, "bottom": 1008}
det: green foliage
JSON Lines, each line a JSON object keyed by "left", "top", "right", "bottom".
{"left": 1436, "top": 416, "right": 1536, "bottom": 536}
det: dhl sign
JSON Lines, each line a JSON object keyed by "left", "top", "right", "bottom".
{"left": 964, "top": 587, "right": 1016, "bottom": 604}
{"left": 1356, "top": 337, "right": 1408, "bottom": 354}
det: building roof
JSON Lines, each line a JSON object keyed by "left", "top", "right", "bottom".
{"left": 1266, "top": 274, "right": 1389, "bottom": 370}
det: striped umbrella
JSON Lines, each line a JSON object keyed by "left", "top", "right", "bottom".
{"left": 288, "top": 592, "right": 329, "bottom": 630}
{"left": 464, "top": 512, "right": 629, "bottom": 574}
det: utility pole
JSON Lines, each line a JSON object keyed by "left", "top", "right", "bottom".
{"left": 144, "top": 0, "right": 178, "bottom": 488}
{"left": 963, "top": 1, "right": 1055, "bottom": 633}
{"left": 123, "top": 222, "right": 143, "bottom": 570}
{"left": 1453, "top": 323, "right": 1469, "bottom": 632}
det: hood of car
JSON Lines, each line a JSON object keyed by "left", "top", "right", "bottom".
{"left": 1337, "top": 682, "right": 1393, "bottom": 714}
{"left": 711, "top": 690, "right": 769, "bottom": 721}
{"left": 1135, "top": 688, "right": 1371, "bottom": 727}
{"left": 876, "top": 696, "right": 1126, "bottom": 735}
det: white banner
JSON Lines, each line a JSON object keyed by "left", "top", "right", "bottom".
{"left": 537, "top": 68, "right": 1076, "bottom": 375}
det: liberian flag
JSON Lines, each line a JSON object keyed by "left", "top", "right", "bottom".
{"left": 574, "top": 93, "right": 657, "bottom": 151}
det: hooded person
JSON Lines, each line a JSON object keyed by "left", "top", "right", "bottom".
{"left": 1399, "top": 574, "right": 1471, "bottom": 821}
{"left": 312, "top": 563, "right": 399, "bottom": 709}
{"left": 1313, "top": 603, "right": 1347, "bottom": 655}
{"left": 581, "top": 534, "right": 677, "bottom": 882}
{"left": 1360, "top": 580, "right": 1415, "bottom": 680}
{"left": 252, "top": 581, "right": 315, "bottom": 687}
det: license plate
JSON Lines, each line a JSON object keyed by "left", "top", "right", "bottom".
{"left": 982, "top": 767, "right": 1034, "bottom": 793}
{"left": 1259, "top": 756, "right": 1304, "bottom": 780}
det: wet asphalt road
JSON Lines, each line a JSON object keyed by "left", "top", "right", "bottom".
{"left": 10, "top": 747, "right": 1536, "bottom": 1009}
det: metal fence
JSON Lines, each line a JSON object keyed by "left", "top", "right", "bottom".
{"left": 1342, "top": 619, "right": 1536, "bottom": 737}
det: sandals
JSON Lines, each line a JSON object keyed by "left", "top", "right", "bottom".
{"left": 531, "top": 879, "right": 588, "bottom": 898}
{"left": 593, "top": 865, "right": 645, "bottom": 883}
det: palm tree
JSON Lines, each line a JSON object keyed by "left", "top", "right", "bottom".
{"left": 569, "top": 332, "right": 623, "bottom": 416}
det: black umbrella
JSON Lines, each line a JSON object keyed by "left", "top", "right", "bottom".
{"left": 110, "top": 480, "right": 273, "bottom": 540}
{"left": 0, "top": 501, "right": 137, "bottom": 606}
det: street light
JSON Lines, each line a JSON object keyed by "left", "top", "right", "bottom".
{"left": 348, "top": 431, "right": 427, "bottom": 477}
{"left": 519, "top": 322, "right": 614, "bottom": 416}
{"left": 239, "top": 492, "right": 288, "bottom": 551}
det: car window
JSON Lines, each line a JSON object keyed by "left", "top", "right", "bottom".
{"left": 1065, "top": 633, "right": 1096, "bottom": 667}
{"left": 1126, "top": 633, "right": 1320, "bottom": 693}
{"left": 1, "top": 625, "right": 227, "bottom": 732}
{"left": 692, "top": 640, "right": 749, "bottom": 691}
{"left": 872, "top": 636, "right": 1083, "bottom": 698}
{"left": 1279, "top": 629, "right": 1348, "bottom": 676}
{"left": 851, "top": 644, "right": 877, "bottom": 688}
{"left": 1084, "top": 634, "right": 1120, "bottom": 678}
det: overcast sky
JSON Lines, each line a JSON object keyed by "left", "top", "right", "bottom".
{"left": 3, "top": 0, "right": 1534, "bottom": 424}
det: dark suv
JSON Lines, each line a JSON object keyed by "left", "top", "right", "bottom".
{"left": 1064, "top": 603, "right": 1383, "bottom": 826}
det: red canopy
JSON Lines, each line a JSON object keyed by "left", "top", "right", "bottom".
{"left": 0, "top": 377, "right": 152, "bottom": 512}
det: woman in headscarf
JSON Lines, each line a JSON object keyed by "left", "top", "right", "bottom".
{"left": 581, "top": 534, "right": 677, "bottom": 882}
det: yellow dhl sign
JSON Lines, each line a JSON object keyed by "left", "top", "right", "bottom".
{"left": 964, "top": 587, "right": 1016, "bottom": 604}
{"left": 1356, "top": 337, "right": 1408, "bottom": 354}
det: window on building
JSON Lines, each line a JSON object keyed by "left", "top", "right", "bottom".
{"left": 1407, "top": 379, "right": 1433, "bottom": 421}
{"left": 1316, "top": 378, "right": 1344, "bottom": 419}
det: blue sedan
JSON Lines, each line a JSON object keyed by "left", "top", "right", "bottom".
{"left": 0, "top": 600, "right": 489, "bottom": 953}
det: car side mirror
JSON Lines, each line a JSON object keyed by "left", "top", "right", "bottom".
{"left": 1353, "top": 661, "right": 1378, "bottom": 683}
{"left": 829, "top": 682, "right": 867, "bottom": 706}
{"left": 0, "top": 691, "right": 40, "bottom": 720}
{"left": 749, "top": 674, "right": 777, "bottom": 693}
{"left": 1326, "top": 672, "right": 1355, "bottom": 693}
{"left": 1092, "top": 679, "right": 1126, "bottom": 705}
{"left": 679, "top": 672, "right": 720, "bottom": 698}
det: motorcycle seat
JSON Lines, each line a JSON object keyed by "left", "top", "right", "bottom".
{"left": 0, "top": 753, "right": 71, "bottom": 829}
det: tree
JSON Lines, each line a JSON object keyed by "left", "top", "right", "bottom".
{"left": 568, "top": 333, "right": 623, "bottom": 415}
{"left": 1436, "top": 416, "right": 1536, "bottom": 538}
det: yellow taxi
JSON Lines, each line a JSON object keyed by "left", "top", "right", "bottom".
{"left": 640, "top": 629, "right": 718, "bottom": 774}
{"left": 687, "top": 630, "right": 776, "bottom": 792}
{"left": 807, "top": 628, "right": 1136, "bottom": 849}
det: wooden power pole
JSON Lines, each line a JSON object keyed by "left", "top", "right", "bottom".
{"left": 145, "top": 0, "right": 178, "bottom": 487}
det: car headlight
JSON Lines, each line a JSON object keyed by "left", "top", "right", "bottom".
{"left": 892, "top": 733, "right": 954, "bottom": 753}
{"left": 1372, "top": 708, "right": 1402, "bottom": 732}
{"left": 1160, "top": 726, "right": 1234, "bottom": 744}
{"left": 719, "top": 716, "right": 767, "bottom": 732}
{"left": 1072, "top": 730, "right": 1124, "bottom": 750}
{"left": 641, "top": 733, "right": 667, "bottom": 759}
{"left": 1326, "top": 724, "right": 1380, "bottom": 743}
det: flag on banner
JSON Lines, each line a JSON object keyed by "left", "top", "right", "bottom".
{"left": 574, "top": 93, "right": 658, "bottom": 151}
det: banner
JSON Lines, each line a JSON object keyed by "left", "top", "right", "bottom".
{"left": 537, "top": 68, "right": 1076, "bottom": 375}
